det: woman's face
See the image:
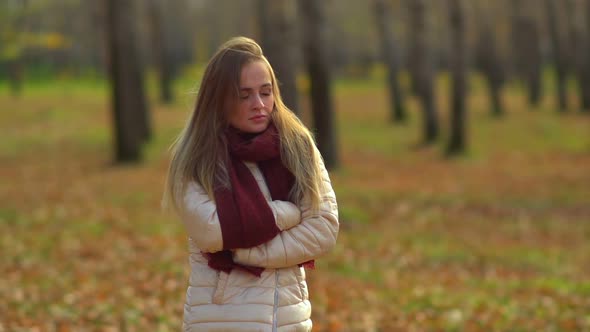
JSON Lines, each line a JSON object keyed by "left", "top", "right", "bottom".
{"left": 227, "top": 60, "right": 275, "bottom": 133}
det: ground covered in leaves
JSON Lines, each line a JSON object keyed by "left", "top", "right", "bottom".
{"left": 1, "top": 74, "right": 589, "bottom": 331}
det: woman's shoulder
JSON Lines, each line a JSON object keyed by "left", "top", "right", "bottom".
{"left": 184, "top": 180, "right": 209, "bottom": 199}
{"left": 181, "top": 180, "right": 215, "bottom": 213}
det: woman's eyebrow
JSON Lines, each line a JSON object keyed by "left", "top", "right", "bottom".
{"left": 240, "top": 83, "right": 272, "bottom": 91}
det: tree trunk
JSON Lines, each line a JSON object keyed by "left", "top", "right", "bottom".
{"left": 483, "top": 35, "right": 505, "bottom": 118}
{"left": 564, "top": 0, "right": 578, "bottom": 73}
{"left": 105, "top": 0, "right": 150, "bottom": 163}
{"left": 564, "top": 0, "right": 590, "bottom": 112}
{"left": 511, "top": 0, "right": 543, "bottom": 108}
{"left": 148, "top": 0, "right": 174, "bottom": 104}
{"left": 408, "top": 0, "right": 439, "bottom": 143}
{"left": 474, "top": 4, "right": 505, "bottom": 117}
{"left": 6, "top": 0, "right": 27, "bottom": 97}
{"left": 582, "top": 0, "right": 590, "bottom": 112}
{"left": 7, "top": 59, "right": 23, "bottom": 96}
{"left": 374, "top": 0, "right": 406, "bottom": 123}
{"left": 545, "top": 0, "right": 568, "bottom": 112}
{"left": 298, "top": 0, "right": 338, "bottom": 169}
{"left": 446, "top": 0, "right": 467, "bottom": 156}
{"left": 258, "top": 0, "right": 300, "bottom": 115}
{"left": 526, "top": 28, "right": 542, "bottom": 108}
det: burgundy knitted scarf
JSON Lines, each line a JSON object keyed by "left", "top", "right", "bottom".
{"left": 206, "top": 123, "right": 295, "bottom": 276}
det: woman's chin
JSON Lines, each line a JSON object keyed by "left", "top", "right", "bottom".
{"left": 243, "top": 122, "right": 270, "bottom": 134}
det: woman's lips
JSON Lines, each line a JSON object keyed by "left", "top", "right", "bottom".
{"left": 249, "top": 115, "right": 267, "bottom": 122}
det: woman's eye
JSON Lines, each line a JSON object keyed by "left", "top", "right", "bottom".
{"left": 239, "top": 94, "right": 249, "bottom": 99}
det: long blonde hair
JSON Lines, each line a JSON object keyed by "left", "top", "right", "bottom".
{"left": 163, "top": 36, "right": 324, "bottom": 214}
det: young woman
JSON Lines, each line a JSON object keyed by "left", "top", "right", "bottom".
{"left": 164, "top": 36, "right": 339, "bottom": 331}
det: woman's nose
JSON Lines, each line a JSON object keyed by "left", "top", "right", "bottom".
{"left": 252, "top": 94, "right": 265, "bottom": 109}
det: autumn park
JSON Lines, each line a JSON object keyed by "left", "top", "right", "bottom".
{"left": 1, "top": 0, "right": 589, "bottom": 331}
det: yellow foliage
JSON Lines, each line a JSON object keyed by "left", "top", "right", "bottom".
{"left": 41, "top": 32, "right": 69, "bottom": 50}
{"left": 19, "top": 31, "right": 70, "bottom": 49}
{"left": 0, "top": 31, "right": 69, "bottom": 60}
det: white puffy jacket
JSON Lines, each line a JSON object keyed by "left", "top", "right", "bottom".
{"left": 179, "top": 156, "right": 339, "bottom": 332}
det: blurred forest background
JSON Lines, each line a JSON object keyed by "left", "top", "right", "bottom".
{"left": 1, "top": 0, "right": 589, "bottom": 331}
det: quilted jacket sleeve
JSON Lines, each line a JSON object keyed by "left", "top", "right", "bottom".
{"left": 232, "top": 156, "right": 339, "bottom": 269}
{"left": 179, "top": 182, "right": 224, "bottom": 253}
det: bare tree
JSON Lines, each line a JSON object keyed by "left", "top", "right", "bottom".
{"left": 258, "top": 0, "right": 300, "bottom": 114}
{"left": 146, "top": 0, "right": 194, "bottom": 104}
{"left": 105, "top": 0, "right": 151, "bottom": 162}
{"left": 545, "top": 0, "right": 568, "bottom": 112}
{"left": 446, "top": 0, "right": 467, "bottom": 156}
{"left": 147, "top": 0, "right": 173, "bottom": 104}
{"left": 583, "top": 0, "right": 590, "bottom": 112}
{"left": 474, "top": 3, "right": 505, "bottom": 117}
{"left": 374, "top": 0, "right": 406, "bottom": 123}
{"left": 511, "top": 0, "right": 543, "bottom": 108}
{"left": 298, "top": 0, "right": 339, "bottom": 169}
{"left": 564, "top": 0, "right": 581, "bottom": 109}
{"left": 1, "top": 1, "right": 28, "bottom": 96}
{"left": 408, "top": 0, "right": 439, "bottom": 143}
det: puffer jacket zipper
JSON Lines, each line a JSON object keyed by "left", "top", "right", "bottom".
{"left": 272, "top": 270, "right": 279, "bottom": 332}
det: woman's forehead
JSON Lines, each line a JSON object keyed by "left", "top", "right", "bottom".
{"left": 239, "top": 61, "right": 272, "bottom": 88}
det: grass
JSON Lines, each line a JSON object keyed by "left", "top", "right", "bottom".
{"left": 1, "top": 70, "right": 589, "bottom": 331}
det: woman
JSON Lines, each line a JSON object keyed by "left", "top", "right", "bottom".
{"left": 163, "top": 36, "right": 339, "bottom": 331}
